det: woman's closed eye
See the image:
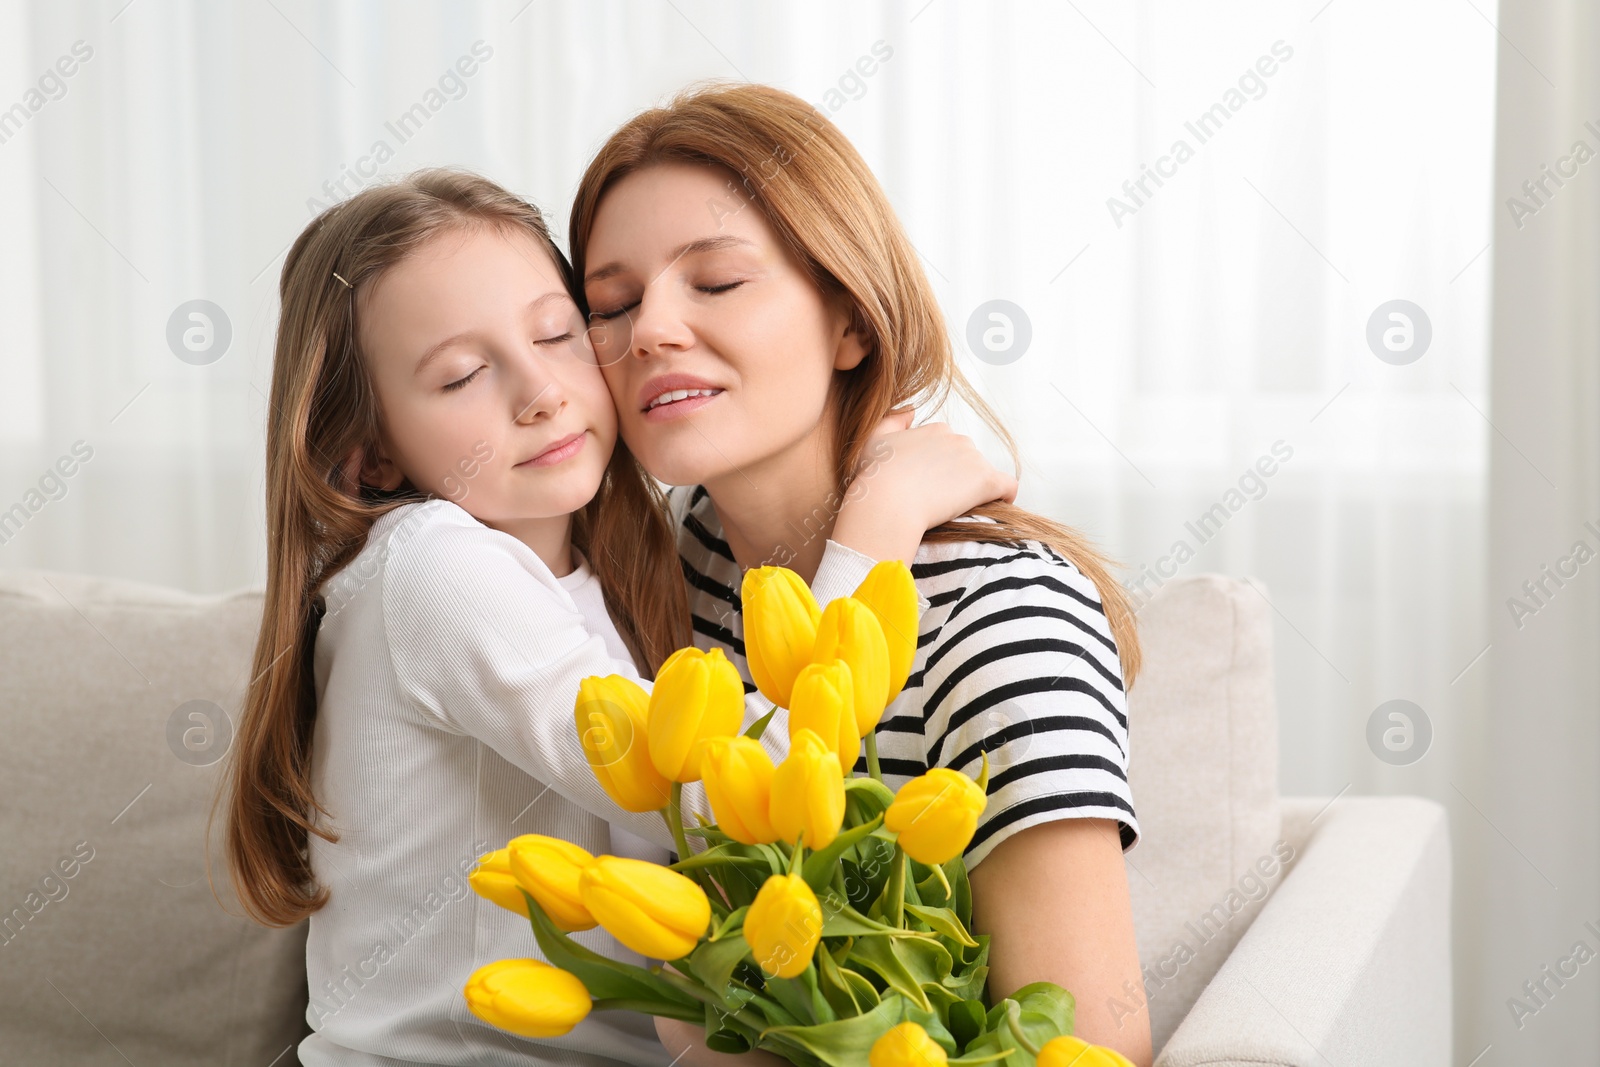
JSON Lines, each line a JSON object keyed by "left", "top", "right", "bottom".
{"left": 588, "top": 280, "right": 746, "bottom": 321}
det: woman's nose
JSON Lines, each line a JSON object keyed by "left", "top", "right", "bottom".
{"left": 627, "top": 286, "right": 694, "bottom": 360}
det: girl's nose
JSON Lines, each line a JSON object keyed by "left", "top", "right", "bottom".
{"left": 512, "top": 356, "right": 565, "bottom": 424}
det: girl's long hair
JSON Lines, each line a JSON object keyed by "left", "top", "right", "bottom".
{"left": 216, "top": 168, "right": 688, "bottom": 928}
{"left": 569, "top": 83, "right": 1141, "bottom": 687}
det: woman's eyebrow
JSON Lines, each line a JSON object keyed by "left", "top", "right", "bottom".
{"left": 583, "top": 234, "right": 756, "bottom": 287}
{"left": 412, "top": 291, "right": 570, "bottom": 377}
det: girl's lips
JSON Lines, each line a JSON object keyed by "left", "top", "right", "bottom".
{"left": 518, "top": 432, "right": 586, "bottom": 468}
{"left": 642, "top": 390, "right": 722, "bottom": 422}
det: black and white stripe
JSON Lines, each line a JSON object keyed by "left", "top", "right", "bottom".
{"left": 668, "top": 485, "right": 1140, "bottom": 867}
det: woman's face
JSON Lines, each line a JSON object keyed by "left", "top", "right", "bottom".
{"left": 581, "top": 162, "right": 867, "bottom": 488}
{"left": 354, "top": 223, "right": 616, "bottom": 529}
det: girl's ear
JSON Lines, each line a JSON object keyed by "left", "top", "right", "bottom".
{"left": 354, "top": 441, "right": 405, "bottom": 492}
{"left": 832, "top": 304, "right": 873, "bottom": 372}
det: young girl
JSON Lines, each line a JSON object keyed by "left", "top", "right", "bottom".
{"left": 570, "top": 85, "right": 1153, "bottom": 1065}
{"left": 218, "top": 169, "right": 1012, "bottom": 1066}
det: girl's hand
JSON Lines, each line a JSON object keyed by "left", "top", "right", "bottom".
{"left": 832, "top": 408, "right": 1019, "bottom": 565}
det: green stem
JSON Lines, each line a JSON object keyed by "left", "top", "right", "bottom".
{"left": 786, "top": 834, "right": 805, "bottom": 876}
{"left": 865, "top": 731, "right": 883, "bottom": 782}
{"left": 666, "top": 781, "right": 695, "bottom": 861}
{"left": 1004, "top": 998, "right": 1042, "bottom": 1056}
{"left": 665, "top": 785, "right": 729, "bottom": 922}
{"left": 887, "top": 843, "right": 906, "bottom": 927}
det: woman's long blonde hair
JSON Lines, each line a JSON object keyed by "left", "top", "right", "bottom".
{"left": 569, "top": 83, "right": 1141, "bottom": 687}
{"left": 216, "top": 168, "right": 689, "bottom": 928}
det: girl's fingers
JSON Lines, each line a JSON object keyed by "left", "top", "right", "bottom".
{"left": 871, "top": 406, "right": 916, "bottom": 437}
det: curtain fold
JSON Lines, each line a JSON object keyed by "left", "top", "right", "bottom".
{"left": 1483, "top": 1, "right": 1600, "bottom": 1061}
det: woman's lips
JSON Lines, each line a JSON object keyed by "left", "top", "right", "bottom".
{"left": 517, "top": 431, "right": 586, "bottom": 468}
{"left": 642, "top": 390, "right": 722, "bottom": 422}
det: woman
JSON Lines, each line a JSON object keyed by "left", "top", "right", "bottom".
{"left": 570, "top": 84, "right": 1152, "bottom": 1066}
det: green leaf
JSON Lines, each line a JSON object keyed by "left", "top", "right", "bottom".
{"left": 520, "top": 890, "right": 701, "bottom": 1017}
{"left": 802, "top": 813, "right": 885, "bottom": 893}
{"left": 947, "top": 997, "right": 987, "bottom": 1053}
{"left": 904, "top": 903, "right": 980, "bottom": 947}
{"left": 839, "top": 966, "right": 882, "bottom": 1011}
{"left": 1011, "top": 980, "right": 1076, "bottom": 1037}
{"left": 710, "top": 906, "right": 749, "bottom": 942}
{"left": 846, "top": 936, "right": 934, "bottom": 1012}
{"left": 703, "top": 999, "right": 754, "bottom": 1054}
{"left": 819, "top": 897, "right": 938, "bottom": 940}
{"left": 669, "top": 842, "right": 774, "bottom": 874}
{"left": 815, "top": 946, "right": 863, "bottom": 1019}
{"left": 843, "top": 834, "right": 897, "bottom": 910}
{"left": 764, "top": 970, "right": 823, "bottom": 1026}
{"left": 947, "top": 856, "right": 973, "bottom": 928}
{"left": 687, "top": 932, "right": 753, "bottom": 994}
{"left": 843, "top": 776, "right": 896, "bottom": 821}
{"left": 744, "top": 705, "right": 779, "bottom": 741}
{"left": 761, "top": 994, "right": 958, "bottom": 1067}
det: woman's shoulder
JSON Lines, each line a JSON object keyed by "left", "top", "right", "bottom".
{"left": 912, "top": 518, "right": 1103, "bottom": 603}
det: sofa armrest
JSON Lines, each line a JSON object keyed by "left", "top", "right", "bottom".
{"left": 1154, "top": 795, "right": 1451, "bottom": 1067}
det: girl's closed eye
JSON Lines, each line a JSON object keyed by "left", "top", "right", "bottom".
{"left": 441, "top": 330, "right": 583, "bottom": 390}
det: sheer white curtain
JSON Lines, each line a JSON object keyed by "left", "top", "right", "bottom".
{"left": 1, "top": 0, "right": 1507, "bottom": 1057}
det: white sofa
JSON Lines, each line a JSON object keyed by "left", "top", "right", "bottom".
{"left": 0, "top": 568, "right": 1450, "bottom": 1065}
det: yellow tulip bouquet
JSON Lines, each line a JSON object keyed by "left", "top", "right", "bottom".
{"left": 462, "top": 561, "right": 1134, "bottom": 1067}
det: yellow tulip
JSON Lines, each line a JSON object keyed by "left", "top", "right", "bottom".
{"left": 810, "top": 596, "right": 891, "bottom": 736}
{"left": 770, "top": 728, "right": 846, "bottom": 850}
{"left": 701, "top": 735, "right": 781, "bottom": 845}
{"left": 884, "top": 768, "right": 988, "bottom": 866}
{"left": 788, "top": 659, "right": 861, "bottom": 769}
{"left": 1038, "top": 1035, "right": 1137, "bottom": 1067}
{"left": 852, "top": 560, "right": 920, "bottom": 702}
{"left": 506, "top": 835, "right": 598, "bottom": 932}
{"left": 579, "top": 855, "right": 711, "bottom": 960}
{"left": 468, "top": 846, "right": 530, "bottom": 918}
{"left": 869, "top": 1021, "right": 949, "bottom": 1067}
{"left": 742, "top": 566, "right": 821, "bottom": 708}
{"left": 744, "top": 872, "right": 823, "bottom": 979}
{"left": 463, "top": 958, "right": 591, "bottom": 1038}
{"left": 576, "top": 675, "right": 672, "bottom": 812}
{"left": 647, "top": 647, "right": 745, "bottom": 783}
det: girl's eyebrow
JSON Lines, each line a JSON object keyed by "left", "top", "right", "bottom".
{"left": 412, "top": 291, "right": 570, "bottom": 378}
{"left": 583, "top": 234, "right": 755, "bottom": 287}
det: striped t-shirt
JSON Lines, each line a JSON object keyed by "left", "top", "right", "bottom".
{"left": 668, "top": 485, "right": 1140, "bottom": 868}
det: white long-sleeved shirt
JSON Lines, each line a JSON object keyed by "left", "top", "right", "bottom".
{"left": 299, "top": 497, "right": 875, "bottom": 1067}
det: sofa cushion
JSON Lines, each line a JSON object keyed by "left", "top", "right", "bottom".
{"left": 1123, "top": 575, "right": 1285, "bottom": 1054}
{"left": 0, "top": 568, "right": 309, "bottom": 1066}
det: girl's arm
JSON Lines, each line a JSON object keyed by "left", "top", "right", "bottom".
{"left": 379, "top": 504, "right": 897, "bottom": 853}
{"left": 832, "top": 413, "right": 1019, "bottom": 567}
{"left": 383, "top": 507, "right": 756, "bottom": 853}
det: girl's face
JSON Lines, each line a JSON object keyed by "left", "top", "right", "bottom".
{"left": 581, "top": 162, "right": 868, "bottom": 488}
{"left": 355, "top": 224, "right": 616, "bottom": 531}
